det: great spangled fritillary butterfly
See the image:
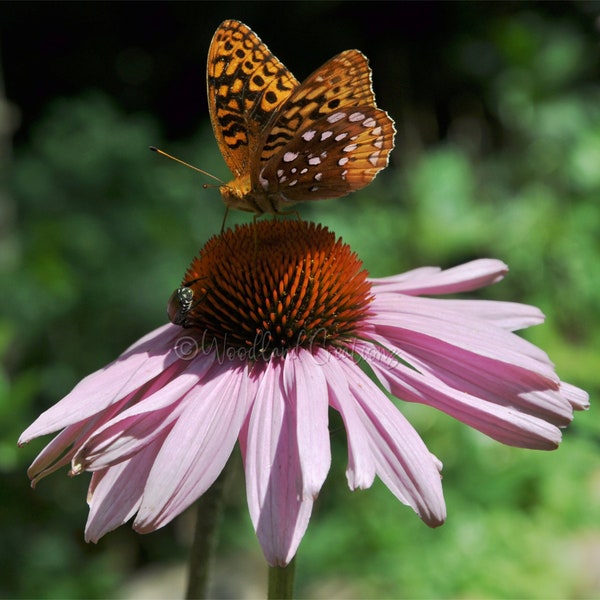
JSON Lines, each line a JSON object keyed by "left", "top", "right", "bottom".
{"left": 207, "top": 19, "right": 395, "bottom": 215}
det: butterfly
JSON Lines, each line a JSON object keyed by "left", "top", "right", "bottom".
{"left": 206, "top": 19, "right": 395, "bottom": 215}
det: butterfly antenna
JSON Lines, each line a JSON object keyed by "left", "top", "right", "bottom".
{"left": 149, "top": 146, "right": 225, "bottom": 185}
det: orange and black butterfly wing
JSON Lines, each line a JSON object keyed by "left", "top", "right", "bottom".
{"left": 256, "top": 50, "right": 378, "bottom": 168}
{"left": 207, "top": 19, "right": 300, "bottom": 178}
{"left": 255, "top": 49, "right": 395, "bottom": 204}
{"left": 259, "top": 106, "right": 395, "bottom": 204}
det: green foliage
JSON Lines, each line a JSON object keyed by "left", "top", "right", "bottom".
{"left": 2, "top": 5, "right": 598, "bottom": 599}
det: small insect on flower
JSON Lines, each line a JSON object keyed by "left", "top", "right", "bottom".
{"left": 166, "top": 279, "right": 209, "bottom": 328}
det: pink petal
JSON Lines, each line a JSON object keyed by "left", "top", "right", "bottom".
{"left": 74, "top": 400, "right": 184, "bottom": 473}
{"left": 370, "top": 266, "right": 443, "bottom": 286}
{"left": 72, "top": 355, "right": 214, "bottom": 472}
{"left": 360, "top": 341, "right": 563, "bottom": 450}
{"left": 373, "top": 295, "right": 546, "bottom": 332}
{"left": 26, "top": 421, "right": 91, "bottom": 485}
{"left": 433, "top": 299, "right": 545, "bottom": 331}
{"left": 319, "top": 351, "right": 376, "bottom": 490}
{"left": 370, "top": 296, "right": 556, "bottom": 379}
{"left": 240, "top": 358, "right": 313, "bottom": 567}
{"left": 366, "top": 320, "right": 573, "bottom": 427}
{"left": 371, "top": 259, "right": 508, "bottom": 295}
{"left": 560, "top": 381, "right": 590, "bottom": 411}
{"left": 84, "top": 437, "right": 165, "bottom": 542}
{"left": 337, "top": 357, "right": 446, "bottom": 527}
{"left": 19, "top": 325, "right": 184, "bottom": 441}
{"left": 134, "top": 361, "right": 253, "bottom": 533}
{"left": 283, "top": 350, "right": 331, "bottom": 499}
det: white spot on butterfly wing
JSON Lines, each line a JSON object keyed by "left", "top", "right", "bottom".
{"left": 338, "top": 157, "right": 350, "bottom": 166}
{"left": 283, "top": 151, "right": 299, "bottom": 163}
{"left": 349, "top": 112, "right": 365, "bottom": 122}
{"left": 327, "top": 112, "right": 345, "bottom": 124}
{"left": 274, "top": 167, "right": 287, "bottom": 183}
{"left": 369, "top": 151, "right": 381, "bottom": 166}
{"left": 302, "top": 129, "right": 317, "bottom": 142}
{"left": 343, "top": 143, "right": 358, "bottom": 153}
{"left": 321, "top": 131, "right": 333, "bottom": 141}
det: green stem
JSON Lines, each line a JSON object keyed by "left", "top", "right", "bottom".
{"left": 184, "top": 461, "right": 231, "bottom": 599}
{"left": 268, "top": 556, "right": 296, "bottom": 600}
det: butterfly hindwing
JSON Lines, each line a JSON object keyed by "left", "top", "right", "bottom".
{"left": 255, "top": 50, "right": 378, "bottom": 171}
{"left": 259, "top": 106, "right": 395, "bottom": 203}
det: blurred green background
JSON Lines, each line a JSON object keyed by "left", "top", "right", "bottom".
{"left": 1, "top": 2, "right": 599, "bottom": 598}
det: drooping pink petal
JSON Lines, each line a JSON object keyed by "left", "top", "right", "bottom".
{"left": 74, "top": 399, "right": 184, "bottom": 474}
{"left": 133, "top": 360, "right": 254, "bottom": 533}
{"left": 319, "top": 350, "right": 376, "bottom": 490}
{"left": 370, "top": 297, "right": 557, "bottom": 380}
{"left": 371, "top": 259, "right": 508, "bottom": 295}
{"left": 336, "top": 356, "right": 446, "bottom": 527}
{"left": 560, "top": 381, "right": 590, "bottom": 411}
{"left": 240, "top": 358, "right": 314, "bottom": 567}
{"left": 373, "top": 294, "right": 546, "bottom": 332}
{"left": 26, "top": 421, "right": 92, "bottom": 485}
{"left": 431, "top": 299, "right": 545, "bottom": 331}
{"left": 19, "top": 325, "right": 185, "bottom": 441}
{"left": 84, "top": 435, "right": 166, "bottom": 542}
{"left": 359, "top": 341, "right": 563, "bottom": 449}
{"left": 283, "top": 349, "right": 331, "bottom": 499}
{"left": 72, "top": 354, "right": 214, "bottom": 472}
{"left": 366, "top": 320, "right": 574, "bottom": 427}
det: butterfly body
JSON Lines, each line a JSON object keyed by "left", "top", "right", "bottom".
{"left": 219, "top": 172, "right": 292, "bottom": 215}
{"left": 208, "top": 20, "right": 395, "bottom": 215}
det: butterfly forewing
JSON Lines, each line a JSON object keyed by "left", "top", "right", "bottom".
{"left": 207, "top": 19, "right": 299, "bottom": 178}
{"left": 260, "top": 107, "right": 395, "bottom": 202}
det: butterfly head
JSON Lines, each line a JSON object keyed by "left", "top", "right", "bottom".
{"left": 219, "top": 174, "right": 283, "bottom": 215}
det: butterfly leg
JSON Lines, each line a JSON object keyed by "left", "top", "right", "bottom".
{"left": 220, "top": 207, "right": 231, "bottom": 233}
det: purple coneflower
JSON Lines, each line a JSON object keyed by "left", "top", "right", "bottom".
{"left": 19, "top": 220, "right": 588, "bottom": 567}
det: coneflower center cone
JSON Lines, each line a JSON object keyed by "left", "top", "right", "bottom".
{"left": 178, "top": 220, "right": 373, "bottom": 359}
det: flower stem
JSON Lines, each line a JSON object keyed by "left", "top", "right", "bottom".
{"left": 268, "top": 556, "right": 296, "bottom": 600}
{"left": 185, "top": 461, "right": 231, "bottom": 599}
